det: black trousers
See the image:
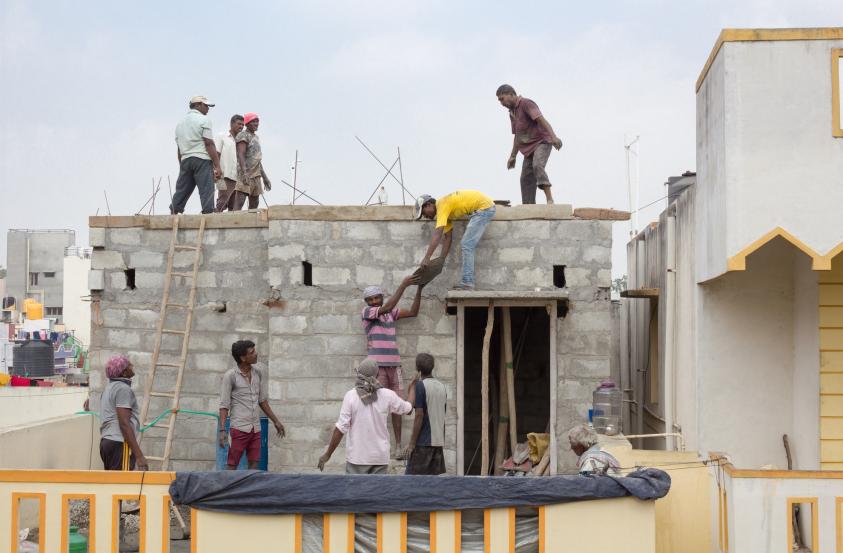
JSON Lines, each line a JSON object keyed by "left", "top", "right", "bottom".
{"left": 100, "top": 438, "right": 135, "bottom": 471}
{"left": 171, "top": 156, "right": 215, "bottom": 214}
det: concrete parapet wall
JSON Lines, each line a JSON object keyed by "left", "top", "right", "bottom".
{"left": 88, "top": 212, "right": 613, "bottom": 473}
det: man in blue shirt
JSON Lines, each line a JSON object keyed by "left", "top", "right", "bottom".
{"left": 404, "top": 353, "right": 447, "bottom": 475}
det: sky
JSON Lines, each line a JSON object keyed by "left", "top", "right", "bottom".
{"left": 1, "top": 0, "right": 841, "bottom": 276}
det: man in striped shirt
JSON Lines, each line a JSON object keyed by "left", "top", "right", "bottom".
{"left": 361, "top": 275, "right": 422, "bottom": 457}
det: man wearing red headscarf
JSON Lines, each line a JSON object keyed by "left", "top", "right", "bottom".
{"left": 233, "top": 112, "right": 272, "bottom": 210}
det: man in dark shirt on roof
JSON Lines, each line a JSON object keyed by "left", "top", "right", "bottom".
{"left": 496, "top": 84, "right": 563, "bottom": 205}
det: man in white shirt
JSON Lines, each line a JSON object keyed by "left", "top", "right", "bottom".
{"left": 170, "top": 95, "right": 222, "bottom": 214}
{"left": 214, "top": 114, "right": 244, "bottom": 213}
{"left": 318, "top": 358, "right": 413, "bottom": 474}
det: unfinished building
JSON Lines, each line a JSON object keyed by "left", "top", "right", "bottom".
{"left": 87, "top": 204, "right": 620, "bottom": 474}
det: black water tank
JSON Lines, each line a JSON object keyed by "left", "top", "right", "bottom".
{"left": 12, "top": 340, "right": 55, "bottom": 377}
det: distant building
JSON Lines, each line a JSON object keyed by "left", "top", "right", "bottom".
{"left": 5, "top": 229, "right": 75, "bottom": 324}
{"left": 622, "top": 29, "right": 843, "bottom": 470}
{"left": 62, "top": 247, "right": 92, "bottom": 346}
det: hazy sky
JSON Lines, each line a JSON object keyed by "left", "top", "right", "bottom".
{"left": 1, "top": 0, "right": 840, "bottom": 276}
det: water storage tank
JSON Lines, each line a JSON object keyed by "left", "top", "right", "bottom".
{"left": 592, "top": 380, "right": 622, "bottom": 436}
{"left": 23, "top": 299, "right": 43, "bottom": 320}
{"left": 11, "top": 340, "right": 55, "bottom": 377}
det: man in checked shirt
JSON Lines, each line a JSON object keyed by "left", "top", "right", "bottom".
{"left": 219, "top": 340, "right": 285, "bottom": 469}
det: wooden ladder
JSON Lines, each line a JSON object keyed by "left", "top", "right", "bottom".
{"left": 139, "top": 215, "right": 206, "bottom": 469}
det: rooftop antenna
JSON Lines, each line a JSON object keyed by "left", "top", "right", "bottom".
{"left": 355, "top": 135, "right": 415, "bottom": 205}
{"left": 624, "top": 135, "right": 640, "bottom": 237}
{"left": 290, "top": 150, "right": 302, "bottom": 205}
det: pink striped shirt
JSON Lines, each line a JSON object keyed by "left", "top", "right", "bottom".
{"left": 362, "top": 306, "right": 402, "bottom": 366}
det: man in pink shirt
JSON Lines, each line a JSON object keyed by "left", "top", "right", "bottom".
{"left": 496, "top": 84, "right": 563, "bottom": 205}
{"left": 317, "top": 359, "right": 413, "bottom": 474}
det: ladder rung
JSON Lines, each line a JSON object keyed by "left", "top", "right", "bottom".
{"left": 150, "top": 391, "right": 176, "bottom": 398}
{"left": 145, "top": 455, "right": 164, "bottom": 461}
{"left": 171, "top": 272, "right": 193, "bottom": 278}
{"left": 166, "top": 303, "right": 190, "bottom": 309}
{"left": 156, "top": 362, "right": 182, "bottom": 368}
{"left": 174, "top": 245, "right": 198, "bottom": 251}
{"left": 161, "top": 329, "right": 186, "bottom": 335}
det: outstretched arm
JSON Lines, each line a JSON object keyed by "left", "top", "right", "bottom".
{"left": 398, "top": 285, "right": 423, "bottom": 319}
{"left": 536, "top": 116, "right": 562, "bottom": 149}
{"left": 421, "top": 227, "right": 446, "bottom": 267}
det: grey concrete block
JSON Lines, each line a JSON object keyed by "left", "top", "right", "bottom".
{"left": 311, "top": 314, "right": 350, "bottom": 334}
{"left": 597, "top": 269, "right": 611, "bottom": 287}
{"left": 270, "top": 315, "right": 308, "bottom": 334}
{"left": 342, "top": 222, "right": 383, "bottom": 240}
{"left": 539, "top": 245, "right": 582, "bottom": 264}
{"left": 355, "top": 266, "right": 385, "bottom": 286}
{"left": 269, "top": 244, "right": 306, "bottom": 262}
{"left": 510, "top": 221, "right": 551, "bottom": 240}
{"left": 480, "top": 221, "right": 511, "bottom": 240}
{"left": 566, "top": 357, "right": 611, "bottom": 378}
{"left": 318, "top": 245, "right": 364, "bottom": 264}
{"left": 497, "top": 247, "right": 535, "bottom": 264}
{"left": 582, "top": 245, "right": 611, "bottom": 265}
{"left": 106, "top": 329, "right": 142, "bottom": 349}
{"left": 89, "top": 269, "right": 105, "bottom": 290}
{"left": 387, "top": 222, "right": 427, "bottom": 241}
{"left": 512, "top": 266, "right": 552, "bottom": 288}
{"left": 89, "top": 228, "right": 106, "bottom": 248}
{"left": 285, "top": 379, "right": 325, "bottom": 400}
{"left": 312, "top": 267, "right": 351, "bottom": 286}
{"left": 564, "top": 267, "right": 592, "bottom": 288}
{"left": 415, "top": 335, "right": 455, "bottom": 357}
{"left": 108, "top": 228, "right": 143, "bottom": 246}
{"left": 92, "top": 250, "right": 126, "bottom": 270}
{"left": 127, "top": 308, "right": 159, "bottom": 328}
{"left": 280, "top": 221, "right": 326, "bottom": 240}
{"left": 134, "top": 270, "right": 165, "bottom": 289}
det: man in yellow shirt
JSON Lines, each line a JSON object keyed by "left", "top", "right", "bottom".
{"left": 414, "top": 190, "right": 496, "bottom": 290}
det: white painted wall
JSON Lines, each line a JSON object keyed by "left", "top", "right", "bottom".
{"left": 0, "top": 387, "right": 89, "bottom": 428}
{"left": 0, "top": 415, "right": 99, "bottom": 469}
{"left": 62, "top": 254, "right": 90, "bottom": 346}
{"left": 696, "top": 240, "right": 822, "bottom": 469}
{"left": 697, "top": 39, "right": 843, "bottom": 282}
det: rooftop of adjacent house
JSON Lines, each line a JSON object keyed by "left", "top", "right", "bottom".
{"left": 88, "top": 204, "right": 630, "bottom": 229}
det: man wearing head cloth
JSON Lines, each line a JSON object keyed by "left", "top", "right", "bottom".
{"left": 99, "top": 355, "right": 148, "bottom": 471}
{"left": 233, "top": 112, "right": 272, "bottom": 210}
{"left": 318, "top": 359, "right": 413, "bottom": 474}
{"left": 361, "top": 274, "right": 421, "bottom": 458}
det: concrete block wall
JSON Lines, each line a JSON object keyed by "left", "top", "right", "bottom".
{"left": 88, "top": 212, "right": 613, "bottom": 473}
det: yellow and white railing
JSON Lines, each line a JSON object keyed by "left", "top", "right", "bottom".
{"left": 1, "top": 469, "right": 656, "bottom": 553}
{"left": 713, "top": 454, "right": 843, "bottom": 553}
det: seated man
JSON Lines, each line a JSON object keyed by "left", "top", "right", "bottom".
{"left": 567, "top": 424, "right": 621, "bottom": 475}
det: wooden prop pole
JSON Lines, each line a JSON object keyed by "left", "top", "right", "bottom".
{"left": 494, "top": 331, "right": 509, "bottom": 475}
{"left": 481, "top": 302, "right": 495, "bottom": 476}
{"left": 503, "top": 307, "right": 517, "bottom": 453}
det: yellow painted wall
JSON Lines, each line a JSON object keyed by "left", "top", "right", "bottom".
{"left": 820, "top": 257, "right": 843, "bottom": 469}
{"left": 607, "top": 445, "right": 713, "bottom": 553}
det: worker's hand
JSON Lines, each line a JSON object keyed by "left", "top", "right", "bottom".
{"left": 552, "top": 137, "right": 563, "bottom": 150}
{"left": 317, "top": 453, "right": 330, "bottom": 472}
{"left": 274, "top": 421, "right": 286, "bottom": 438}
{"left": 402, "top": 274, "right": 420, "bottom": 287}
{"left": 507, "top": 156, "right": 517, "bottom": 170}
{"left": 403, "top": 445, "right": 414, "bottom": 460}
{"left": 218, "top": 430, "right": 228, "bottom": 449}
{"left": 136, "top": 455, "right": 149, "bottom": 472}
{"left": 419, "top": 257, "right": 431, "bottom": 270}
{"left": 213, "top": 165, "right": 222, "bottom": 179}
{"left": 264, "top": 179, "right": 272, "bottom": 191}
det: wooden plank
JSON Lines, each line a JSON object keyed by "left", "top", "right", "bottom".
{"left": 821, "top": 395, "right": 843, "bottom": 417}
{"left": 620, "top": 288, "right": 659, "bottom": 298}
{"left": 484, "top": 508, "right": 515, "bottom": 553}
{"left": 549, "top": 301, "right": 558, "bottom": 475}
{"left": 503, "top": 307, "right": 517, "bottom": 455}
{"left": 821, "top": 329, "right": 843, "bottom": 350}
{"left": 821, "top": 352, "right": 843, "bottom": 373}
{"left": 821, "top": 418, "right": 843, "bottom": 440}
{"left": 457, "top": 304, "right": 465, "bottom": 476}
{"left": 376, "top": 512, "right": 406, "bottom": 553}
{"left": 481, "top": 302, "right": 495, "bottom": 476}
{"left": 820, "top": 307, "right": 843, "bottom": 327}
{"left": 494, "top": 336, "right": 509, "bottom": 476}
{"left": 822, "top": 373, "right": 843, "bottom": 394}
{"left": 820, "top": 284, "right": 843, "bottom": 306}
{"left": 430, "top": 511, "right": 460, "bottom": 553}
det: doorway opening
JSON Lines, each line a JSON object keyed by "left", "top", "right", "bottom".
{"left": 462, "top": 306, "right": 551, "bottom": 475}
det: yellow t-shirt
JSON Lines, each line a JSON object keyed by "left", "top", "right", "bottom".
{"left": 435, "top": 190, "right": 494, "bottom": 233}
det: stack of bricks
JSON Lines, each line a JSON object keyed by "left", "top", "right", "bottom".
{"left": 87, "top": 206, "right": 614, "bottom": 473}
